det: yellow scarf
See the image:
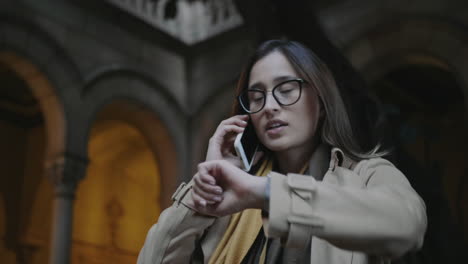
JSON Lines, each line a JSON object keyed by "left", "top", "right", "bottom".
{"left": 208, "top": 158, "right": 273, "bottom": 264}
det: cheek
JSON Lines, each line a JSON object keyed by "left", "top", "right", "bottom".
{"left": 298, "top": 97, "right": 321, "bottom": 135}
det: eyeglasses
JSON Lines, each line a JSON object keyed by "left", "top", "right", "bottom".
{"left": 238, "top": 78, "right": 306, "bottom": 114}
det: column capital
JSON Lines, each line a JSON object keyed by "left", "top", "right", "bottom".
{"left": 46, "top": 153, "right": 89, "bottom": 198}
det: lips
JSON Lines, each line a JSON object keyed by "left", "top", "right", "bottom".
{"left": 265, "top": 119, "right": 288, "bottom": 132}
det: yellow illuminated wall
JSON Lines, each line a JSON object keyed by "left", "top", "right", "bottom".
{"left": 72, "top": 120, "right": 161, "bottom": 263}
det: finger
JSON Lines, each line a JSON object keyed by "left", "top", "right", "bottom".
{"left": 194, "top": 168, "right": 223, "bottom": 194}
{"left": 199, "top": 160, "right": 230, "bottom": 180}
{"left": 191, "top": 190, "right": 207, "bottom": 208}
{"left": 197, "top": 163, "right": 218, "bottom": 184}
{"left": 196, "top": 176, "right": 223, "bottom": 195}
{"left": 237, "top": 114, "right": 249, "bottom": 120}
{"left": 224, "top": 128, "right": 242, "bottom": 143}
{"left": 216, "top": 116, "right": 248, "bottom": 134}
{"left": 219, "top": 125, "right": 245, "bottom": 137}
{"left": 229, "top": 116, "right": 249, "bottom": 127}
{"left": 221, "top": 115, "right": 249, "bottom": 126}
{"left": 210, "top": 125, "right": 244, "bottom": 146}
{"left": 196, "top": 164, "right": 224, "bottom": 198}
{"left": 198, "top": 169, "right": 217, "bottom": 185}
{"left": 193, "top": 184, "right": 223, "bottom": 204}
{"left": 193, "top": 173, "right": 208, "bottom": 188}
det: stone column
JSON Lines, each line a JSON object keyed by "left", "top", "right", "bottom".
{"left": 46, "top": 154, "right": 88, "bottom": 264}
{"left": 17, "top": 240, "right": 40, "bottom": 264}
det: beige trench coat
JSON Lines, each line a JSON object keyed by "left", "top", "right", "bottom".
{"left": 137, "top": 146, "right": 427, "bottom": 264}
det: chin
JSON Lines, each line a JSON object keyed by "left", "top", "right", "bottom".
{"left": 262, "top": 139, "right": 291, "bottom": 152}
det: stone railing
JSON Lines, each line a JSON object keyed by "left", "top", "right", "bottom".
{"left": 105, "top": 0, "right": 243, "bottom": 44}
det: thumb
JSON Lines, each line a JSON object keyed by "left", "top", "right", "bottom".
{"left": 197, "top": 161, "right": 220, "bottom": 184}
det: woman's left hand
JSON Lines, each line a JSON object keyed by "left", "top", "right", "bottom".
{"left": 191, "top": 160, "right": 267, "bottom": 217}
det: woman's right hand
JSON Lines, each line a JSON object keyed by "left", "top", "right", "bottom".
{"left": 205, "top": 115, "right": 249, "bottom": 167}
{"left": 190, "top": 160, "right": 267, "bottom": 217}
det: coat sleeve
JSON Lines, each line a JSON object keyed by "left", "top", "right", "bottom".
{"left": 263, "top": 158, "right": 427, "bottom": 259}
{"left": 137, "top": 181, "right": 217, "bottom": 264}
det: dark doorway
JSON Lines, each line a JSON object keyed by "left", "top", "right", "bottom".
{"left": 371, "top": 64, "right": 468, "bottom": 263}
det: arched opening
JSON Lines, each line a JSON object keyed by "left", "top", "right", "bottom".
{"left": 371, "top": 61, "right": 468, "bottom": 262}
{"left": 0, "top": 57, "right": 56, "bottom": 264}
{"left": 71, "top": 101, "right": 175, "bottom": 263}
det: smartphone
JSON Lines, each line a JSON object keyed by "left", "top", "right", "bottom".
{"left": 234, "top": 121, "right": 259, "bottom": 171}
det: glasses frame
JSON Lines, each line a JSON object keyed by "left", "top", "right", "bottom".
{"left": 238, "top": 78, "right": 306, "bottom": 114}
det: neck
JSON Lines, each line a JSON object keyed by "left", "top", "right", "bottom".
{"left": 275, "top": 141, "right": 318, "bottom": 174}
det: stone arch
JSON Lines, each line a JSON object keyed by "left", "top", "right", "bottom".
{"left": 73, "top": 117, "right": 161, "bottom": 262}
{"left": 81, "top": 71, "right": 186, "bottom": 207}
{"left": 0, "top": 52, "right": 65, "bottom": 165}
{"left": 0, "top": 16, "right": 83, "bottom": 164}
{"left": 344, "top": 18, "right": 468, "bottom": 113}
{"left": 344, "top": 17, "right": 468, "bottom": 259}
{"left": 0, "top": 17, "right": 83, "bottom": 264}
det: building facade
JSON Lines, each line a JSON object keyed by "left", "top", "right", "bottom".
{"left": 0, "top": 0, "right": 467, "bottom": 263}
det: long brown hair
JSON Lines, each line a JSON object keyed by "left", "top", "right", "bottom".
{"left": 233, "top": 40, "right": 386, "bottom": 161}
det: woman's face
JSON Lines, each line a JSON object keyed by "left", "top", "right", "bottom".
{"left": 248, "top": 51, "right": 322, "bottom": 153}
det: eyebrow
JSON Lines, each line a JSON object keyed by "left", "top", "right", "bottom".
{"left": 248, "top": 75, "right": 299, "bottom": 90}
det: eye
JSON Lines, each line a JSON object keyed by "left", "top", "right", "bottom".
{"left": 247, "top": 90, "right": 264, "bottom": 102}
{"left": 277, "top": 82, "right": 298, "bottom": 94}
{"left": 250, "top": 97, "right": 263, "bottom": 104}
{"left": 279, "top": 88, "right": 293, "bottom": 94}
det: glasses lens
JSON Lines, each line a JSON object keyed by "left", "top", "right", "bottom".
{"left": 274, "top": 80, "right": 301, "bottom": 105}
{"left": 240, "top": 90, "right": 265, "bottom": 113}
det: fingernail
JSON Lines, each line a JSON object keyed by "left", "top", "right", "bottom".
{"left": 215, "top": 188, "right": 223, "bottom": 194}
{"left": 200, "top": 200, "right": 206, "bottom": 206}
{"left": 214, "top": 196, "right": 222, "bottom": 202}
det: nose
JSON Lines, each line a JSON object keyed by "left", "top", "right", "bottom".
{"left": 263, "top": 91, "right": 280, "bottom": 113}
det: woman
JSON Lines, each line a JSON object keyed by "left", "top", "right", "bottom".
{"left": 137, "top": 40, "right": 427, "bottom": 264}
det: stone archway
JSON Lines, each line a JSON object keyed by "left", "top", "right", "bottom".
{"left": 344, "top": 18, "right": 468, "bottom": 112}
{"left": 0, "top": 18, "right": 83, "bottom": 264}
{"left": 64, "top": 68, "right": 186, "bottom": 263}
{"left": 70, "top": 99, "right": 179, "bottom": 264}
{"left": 89, "top": 101, "right": 179, "bottom": 209}
{"left": 0, "top": 52, "right": 65, "bottom": 264}
{"left": 345, "top": 18, "right": 468, "bottom": 262}
{"left": 80, "top": 72, "right": 185, "bottom": 203}
{"left": 0, "top": 52, "right": 65, "bottom": 169}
